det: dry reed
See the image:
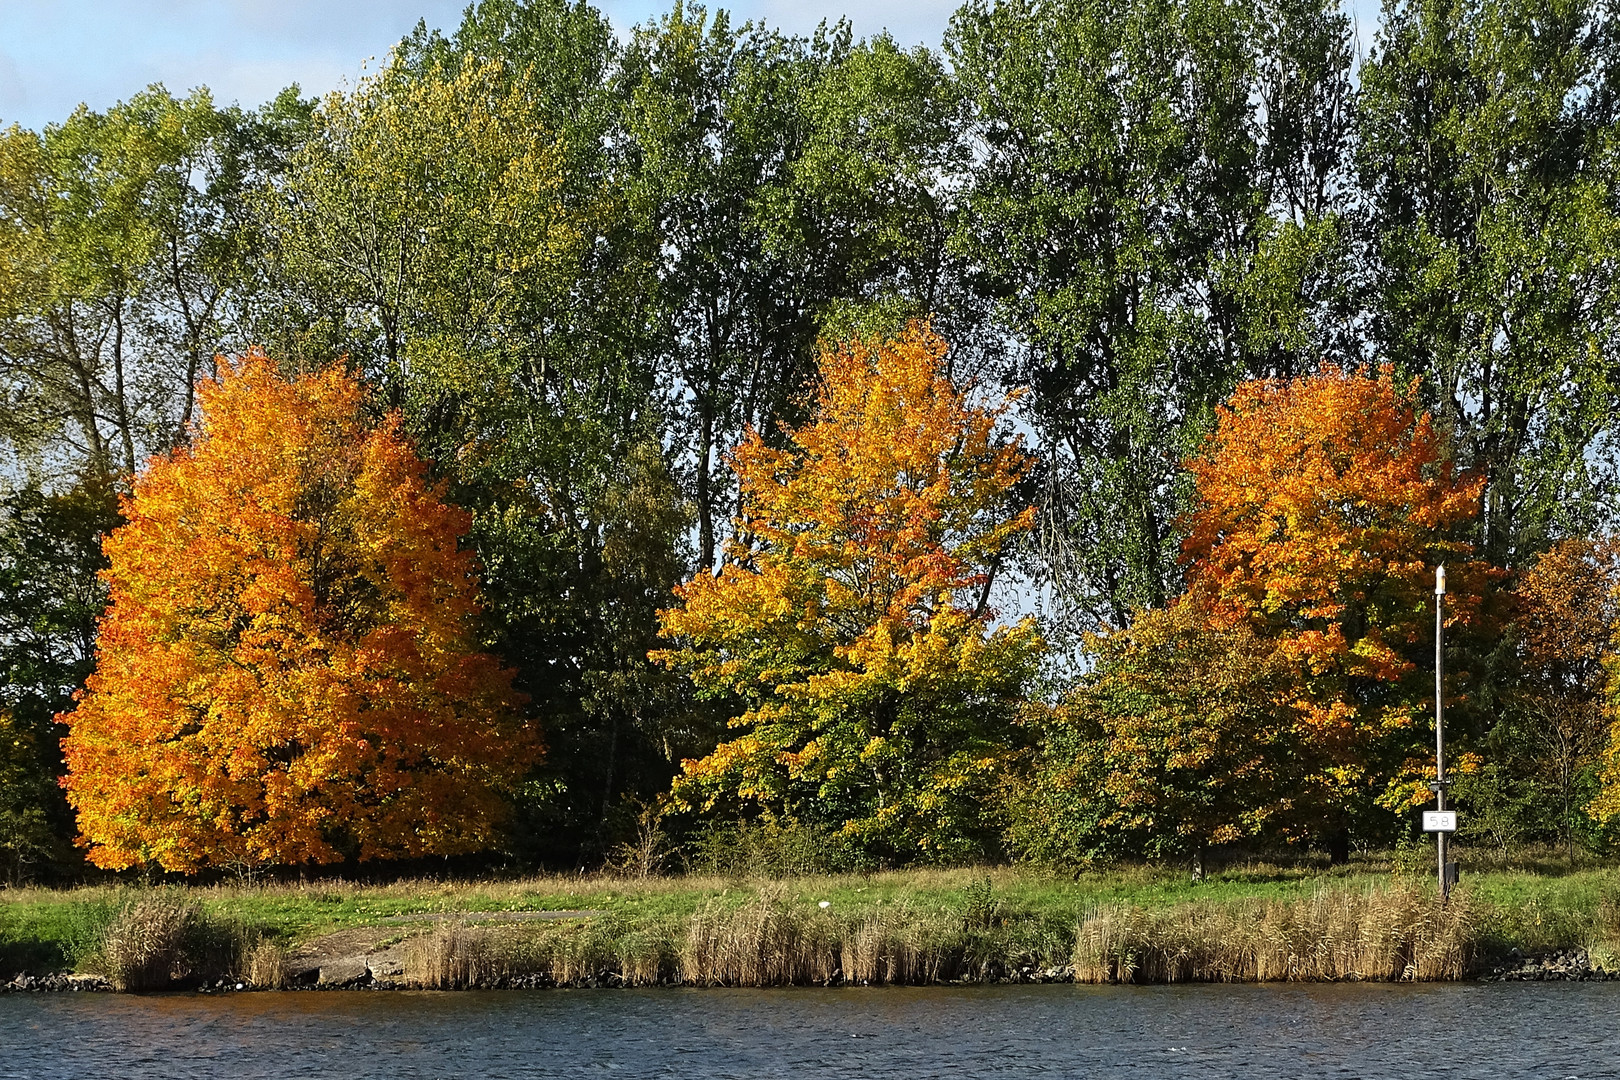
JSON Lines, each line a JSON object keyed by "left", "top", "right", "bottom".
{"left": 681, "top": 885, "right": 840, "bottom": 986}
{"left": 245, "top": 939, "right": 290, "bottom": 989}
{"left": 1072, "top": 883, "right": 1475, "bottom": 983}
{"left": 404, "top": 921, "right": 497, "bottom": 989}
{"left": 99, "top": 895, "right": 203, "bottom": 991}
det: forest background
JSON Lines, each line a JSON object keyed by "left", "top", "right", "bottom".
{"left": 4, "top": 0, "right": 1620, "bottom": 883}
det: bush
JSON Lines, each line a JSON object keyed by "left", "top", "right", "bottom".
{"left": 684, "top": 820, "right": 872, "bottom": 877}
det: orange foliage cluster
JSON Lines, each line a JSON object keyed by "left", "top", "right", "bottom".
{"left": 1516, "top": 537, "right": 1620, "bottom": 696}
{"left": 60, "top": 353, "right": 535, "bottom": 872}
{"left": 1185, "top": 366, "right": 1495, "bottom": 808}
{"left": 655, "top": 324, "right": 1041, "bottom": 857}
{"left": 1186, "top": 365, "right": 1487, "bottom": 680}
{"left": 1511, "top": 537, "right": 1620, "bottom": 826}
{"left": 1078, "top": 366, "right": 1497, "bottom": 852}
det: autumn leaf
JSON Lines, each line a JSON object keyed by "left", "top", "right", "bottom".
{"left": 59, "top": 351, "right": 537, "bottom": 872}
{"left": 652, "top": 323, "right": 1042, "bottom": 862}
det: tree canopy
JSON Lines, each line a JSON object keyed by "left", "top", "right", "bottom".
{"left": 7, "top": 0, "right": 1620, "bottom": 874}
{"left": 655, "top": 324, "right": 1042, "bottom": 861}
{"left": 60, "top": 354, "right": 535, "bottom": 872}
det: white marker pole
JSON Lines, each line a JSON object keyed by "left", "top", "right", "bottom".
{"left": 1435, "top": 564, "right": 1449, "bottom": 904}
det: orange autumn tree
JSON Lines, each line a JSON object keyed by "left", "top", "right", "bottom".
{"left": 1182, "top": 364, "right": 1496, "bottom": 836}
{"left": 1035, "top": 365, "right": 1495, "bottom": 864}
{"left": 61, "top": 352, "right": 536, "bottom": 872}
{"left": 653, "top": 324, "right": 1042, "bottom": 861}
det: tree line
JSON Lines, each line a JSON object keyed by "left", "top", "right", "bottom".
{"left": 3, "top": 0, "right": 1620, "bottom": 879}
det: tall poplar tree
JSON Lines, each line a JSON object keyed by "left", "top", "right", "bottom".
{"left": 1358, "top": 0, "right": 1620, "bottom": 565}
{"left": 948, "top": 0, "right": 1357, "bottom": 630}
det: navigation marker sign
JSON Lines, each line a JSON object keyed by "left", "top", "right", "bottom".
{"left": 1422, "top": 810, "right": 1457, "bottom": 833}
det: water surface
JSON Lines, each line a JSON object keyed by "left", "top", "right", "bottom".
{"left": 3, "top": 982, "right": 1616, "bottom": 1078}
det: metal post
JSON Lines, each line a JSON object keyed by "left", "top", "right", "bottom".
{"left": 1435, "top": 564, "right": 1448, "bottom": 904}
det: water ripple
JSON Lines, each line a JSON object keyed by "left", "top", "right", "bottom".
{"left": 2, "top": 982, "right": 1617, "bottom": 1079}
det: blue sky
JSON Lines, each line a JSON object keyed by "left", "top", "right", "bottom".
{"left": 0, "top": 0, "right": 1384, "bottom": 132}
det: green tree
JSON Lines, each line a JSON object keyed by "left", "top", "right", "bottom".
{"left": 619, "top": 5, "right": 842, "bottom": 572}
{"left": 0, "top": 710, "right": 56, "bottom": 883}
{"left": 0, "top": 87, "right": 304, "bottom": 482}
{"left": 1357, "top": 0, "right": 1620, "bottom": 565}
{"left": 947, "top": 0, "right": 1358, "bottom": 630}
{"left": 0, "top": 476, "right": 121, "bottom": 878}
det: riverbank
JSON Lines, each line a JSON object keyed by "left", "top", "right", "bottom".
{"left": 3, "top": 861, "right": 1618, "bottom": 990}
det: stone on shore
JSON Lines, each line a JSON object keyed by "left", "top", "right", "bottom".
{"left": 317, "top": 957, "right": 370, "bottom": 986}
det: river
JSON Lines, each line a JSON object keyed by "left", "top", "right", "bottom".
{"left": 2, "top": 983, "right": 1616, "bottom": 1078}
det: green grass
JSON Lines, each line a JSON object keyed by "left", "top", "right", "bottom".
{"left": 3, "top": 854, "right": 1617, "bottom": 983}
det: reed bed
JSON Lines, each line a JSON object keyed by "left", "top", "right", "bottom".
{"left": 96, "top": 893, "right": 252, "bottom": 991}
{"left": 1072, "top": 883, "right": 1476, "bottom": 983}
{"left": 405, "top": 921, "right": 498, "bottom": 989}
{"left": 245, "top": 938, "right": 291, "bottom": 989}
{"left": 305, "top": 880, "right": 1487, "bottom": 989}
{"left": 682, "top": 885, "right": 840, "bottom": 985}
{"left": 12, "top": 863, "right": 1611, "bottom": 989}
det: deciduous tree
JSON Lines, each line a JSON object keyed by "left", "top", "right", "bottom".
{"left": 0, "top": 88, "right": 306, "bottom": 483}
{"left": 654, "top": 324, "right": 1041, "bottom": 861}
{"left": 1013, "top": 597, "right": 1302, "bottom": 873}
{"left": 948, "top": 0, "right": 1358, "bottom": 631}
{"left": 1036, "top": 366, "right": 1497, "bottom": 863}
{"left": 1357, "top": 0, "right": 1620, "bottom": 565}
{"left": 1184, "top": 366, "right": 1497, "bottom": 824}
{"left": 61, "top": 353, "right": 535, "bottom": 872}
{"left": 1483, "top": 536, "right": 1620, "bottom": 852}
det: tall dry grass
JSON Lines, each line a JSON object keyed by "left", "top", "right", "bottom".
{"left": 97, "top": 894, "right": 250, "bottom": 991}
{"left": 1072, "top": 883, "right": 1476, "bottom": 983}
{"left": 99, "top": 895, "right": 200, "bottom": 991}
{"left": 404, "top": 921, "right": 498, "bottom": 989}
{"left": 383, "top": 883, "right": 1479, "bottom": 988}
{"left": 682, "top": 885, "right": 841, "bottom": 986}
{"left": 245, "top": 938, "right": 291, "bottom": 989}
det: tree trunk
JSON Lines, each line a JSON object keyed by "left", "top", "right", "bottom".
{"left": 1327, "top": 828, "right": 1351, "bottom": 865}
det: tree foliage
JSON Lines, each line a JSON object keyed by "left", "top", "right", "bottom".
{"left": 1358, "top": 0, "right": 1620, "bottom": 566}
{"left": 1010, "top": 598, "right": 1300, "bottom": 865}
{"left": 1183, "top": 365, "right": 1497, "bottom": 820}
{"left": 948, "top": 0, "right": 1358, "bottom": 630}
{"left": 11, "top": 0, "right": 1620, "bottom": 871}
{"left": 1031, "top": 367, "right": 1498, "bottom": 857}
{"left": 60, "top": 354, "right": 535, "bottom": 872}
{"left": 0, "top": 477, "right": 119, "bottom": 875}
{"left": 655, "top": 325, "right": 1041, "bottom": 860}
{"left": 1470, "top": 536, "right": 1620, "bottom": 851}
{"left": 0, "top": 87, "right": 305, "bottom": 482}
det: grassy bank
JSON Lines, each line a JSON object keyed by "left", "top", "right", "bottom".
{"left": 3, "top": 860, "right": 1618, "bottom": 989}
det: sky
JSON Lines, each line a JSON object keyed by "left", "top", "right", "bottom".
{"left": 0, "top": 0, "right": 962, "bottom": 130}
{"left": 0, "top": 0, "right": 1385, "bottom": 132}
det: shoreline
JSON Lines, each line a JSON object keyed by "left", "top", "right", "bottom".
{"left": 6, "top": 863, "right": 1619, "bottom": 993}
{"left": 6, "top": 946, "right": 1617, "bottom": 994}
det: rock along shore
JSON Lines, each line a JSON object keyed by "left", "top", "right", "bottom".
{"left": 7, "top": 954, "right": 1617, "bottom": 993}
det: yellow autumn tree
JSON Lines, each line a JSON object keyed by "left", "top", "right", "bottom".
{"left": 653, "top": 324, "right": 1042, "bottom": 861}
{"left": 60, "top": 352, "right": 536, "bottom": 872}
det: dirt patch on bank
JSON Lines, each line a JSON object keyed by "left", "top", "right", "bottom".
{"left": 286, "top": 910, "right": 599, "bottom": 986}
